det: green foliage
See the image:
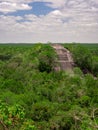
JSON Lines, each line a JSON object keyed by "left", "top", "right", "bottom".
{"left": 38, "top": 60, "right": 52, "bottom": 73}
{"left": 71, "top": 44, "right": 92, "bottom": 71}
{"left": 73, "top": 67, "right": 83, "bottom": 77}
{"left": 0, "top": 44, "right": 98, "bottom": 130}
{"left": 30, "top": 102, "right": 54, "bottom": 121}
{"left": 20, "top": 120, "right": 37, "bottom": 130}
{"left": 92, "top": 56, "right": 98, "bottom": 76}
{"left": 38, "top": 44, "right": 56, "bottom": 72}
{"left": 0, "top": 100, "right": 25, "bottom": 129}
{"left": 64, "top": 43, "right": 98, "bottom": 76}
{"left": 0, "top": 54, "right": 12, "bottom": 61}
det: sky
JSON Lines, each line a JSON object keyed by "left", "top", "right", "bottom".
{"left": 0, "top": 0, "right": 98, "bottom": 43}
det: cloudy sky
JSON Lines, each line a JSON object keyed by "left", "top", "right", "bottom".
{"left": 0, "top": 0, "right": 98, "bottom": 43}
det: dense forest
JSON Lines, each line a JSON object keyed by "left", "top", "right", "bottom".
{"left": 0, "top": 43, "right": 98, "bottom": 130}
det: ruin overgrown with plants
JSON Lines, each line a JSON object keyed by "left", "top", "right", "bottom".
{"left": 0, "top": 43, "right": 98, "bottom": 130}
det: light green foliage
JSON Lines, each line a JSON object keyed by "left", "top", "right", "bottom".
{"left": 20, "top": 120, "right": 37, "bottom": 130}
{"left": 0, "top": 100, "right": 25, "bottom": 129}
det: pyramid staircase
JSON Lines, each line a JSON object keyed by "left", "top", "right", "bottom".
{"left": 51, "top": 44, "right": 74, "bottom": 71}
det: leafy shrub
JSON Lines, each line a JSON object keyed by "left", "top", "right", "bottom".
{"left": 30, "top": 102, "right": 54, "bottom": 121}
{"left": 20, "top": 120, "right": 37, "bottom": 130}
{"left": 92, "top": 56, "right": 98, "bottom": 76}
{"left": 71, "top": 45, "right": 93, "bottom": 72}
{"left": 0, "top": 54, "right": 12, "bottom": 61}
{"left": 0, "top": 100, "right": 25, "bottom": 129}
{"left": 38, "top": 44, "right": 56, "bottom": 72}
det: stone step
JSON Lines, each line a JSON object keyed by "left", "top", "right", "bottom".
{"left": 58, "top": 56, "right": 68, "bottom": 60}
{"left": 60, "top": 62, "right": 72, "bottom": 70}
{"left": 59, "top": 57, "right": 68, "bottom": 60}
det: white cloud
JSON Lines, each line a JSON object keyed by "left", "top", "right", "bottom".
{"left": 0, "top": 0, "right": 98, "bottom": 43}
{"left": 43, "top": 0, "right": 66, "bottom": 8}
{"left": 0, "top": 1, "right": 32, "bottom": 13}
{"left": 0, "top": 0, "right": 66, "bottom": 13}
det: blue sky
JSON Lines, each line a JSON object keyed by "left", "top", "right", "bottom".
{"left": 0, "top": 0, "right": 98, "bottom": 43}
{"left": 3, "top": 2, "right": 55, "bottom": 16}
{"left": 31, "top": 2, "right": 55, "bottom": 16}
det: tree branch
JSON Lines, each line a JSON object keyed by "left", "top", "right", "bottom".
{"left": 0, "top": 120, "right": 8, "bottom": 130}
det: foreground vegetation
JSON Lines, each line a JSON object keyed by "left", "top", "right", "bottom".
{"left": 0, "top": 43, "right": 98, "bottom": 130}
